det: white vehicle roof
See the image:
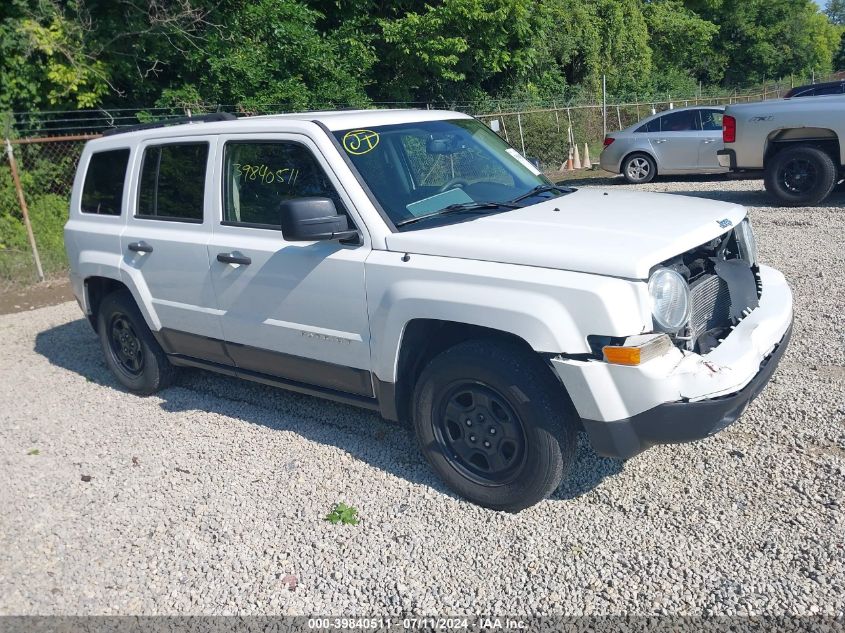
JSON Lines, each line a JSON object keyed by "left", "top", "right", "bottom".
{"left": 91, "top": 108, "right": 473, "bottom": 145}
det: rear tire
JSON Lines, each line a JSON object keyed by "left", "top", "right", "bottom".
{"left": 97, "top": 290, "right": 175, "bottom": 395}
{"left": 412, "top": 339, "right": 576, "bottom": 512}
{"left": 764, "top": 145, "right": 837, "bottom": 206}
{"left": 622, "top": 152, "right": 657, "bottom": 184}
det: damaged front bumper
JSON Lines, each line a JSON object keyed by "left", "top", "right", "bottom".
{"left": 552, "top": 265, "right": 793, "bottom": 459}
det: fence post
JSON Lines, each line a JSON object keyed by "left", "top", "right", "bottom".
{"left": 4, "top": 139, "right": 44, "bottom": 282}
{"left": 516, "top": 111, "right": 526, "bottom": 156}
{"left": 601, "top": 74, "right": 607, "bottom": 141}
{"left": 498, "top": 105, "right": 509, "bottom": 142}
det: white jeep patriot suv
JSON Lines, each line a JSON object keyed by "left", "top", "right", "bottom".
{"left": 65, "top": 109, "right": 793, "bottom": 511}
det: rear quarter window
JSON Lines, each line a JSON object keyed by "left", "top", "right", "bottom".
{"left": 80, "top": 149, "right": 130, "bottom": 215}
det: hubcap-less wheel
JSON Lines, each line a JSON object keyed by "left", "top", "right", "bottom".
{"left": 433, "top": 382, "right": 527, "bottom": 485}
{"left": 626, "top": 157, "right": 652, "bottom": 182}
{"left": 779, "top": 158, "right": 817, "bottom": 194}
{"left": 109, "top": 314, "right": 144, "bottom": 376}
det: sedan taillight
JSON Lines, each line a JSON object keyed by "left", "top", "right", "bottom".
{"left": 603, "top": 137, "right": 615, "bottom": 148}
{"left": 723, "top": 115, "right": 736, "bottom": 143}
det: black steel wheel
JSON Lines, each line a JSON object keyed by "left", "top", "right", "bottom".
{"left": 108, "top": 314, "right": 144, "bottom": 376}
{"left": 433, "top": 381, "right": 528, "bottom": 486}
{"left": 764, "top": 145, "right": 836, "bottom": 206}
{"left": 413, "top": 339, "right": 576, "bottom": 512}
{"left": 97, "top": 289, "right": 175, "bottom": 394}
{"left": 779, "top": 157, "right": 817, "bottom": 195}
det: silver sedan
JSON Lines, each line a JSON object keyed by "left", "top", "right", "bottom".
{"left": 599, "top": 106, "right": 728, "bottom": 184}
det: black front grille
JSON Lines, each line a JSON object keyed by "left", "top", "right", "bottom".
{"left": 688, "top": 274, "right": 732, "bottom": 348}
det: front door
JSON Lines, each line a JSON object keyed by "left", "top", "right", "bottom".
{"left": 207, "top": 134, "right": 374, "bottom": 396}
{"left": 120, "top": 137, "right": 230, "bottom": 364}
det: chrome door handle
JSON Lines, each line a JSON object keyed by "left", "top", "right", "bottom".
{"left": 217, "top": 252, "right": 251, "bottom": 265}
{"left": 128, "top": 241, "right": 153, "bottom": 253}
{"left": 655, "top": 139, "right": 668, "bottom": 144}
{"left": 703, "top": 139, "right": 716, "bottom": 144}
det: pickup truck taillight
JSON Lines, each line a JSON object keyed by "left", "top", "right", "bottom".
{"left": 723, "top": 115, "right": 736, "bottom": 143}
{"left": 603, "top": 137, "right": 615, "bottom": 148}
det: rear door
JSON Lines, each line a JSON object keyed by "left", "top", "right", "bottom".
{"left": 696, "top": 109, "right": 726, "bottom": 171}
{"left": 120, "top": 137, "right": 230, "bottom": 364}
{"left": 650, "top": 110, "right": 702, "bottom": 171}
{"left": 206, "top": 133, "right": 374, "bottom": 396}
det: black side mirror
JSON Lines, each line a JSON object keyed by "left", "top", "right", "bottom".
{"left": 279, "top": 197, "right": 359, "bottom": 242}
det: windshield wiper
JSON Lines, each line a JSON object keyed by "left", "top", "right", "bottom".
{"left": 396, "top": 201, "right": 523, "bottom": 227}
{"left": 509, "top": 183, "right": 573, "bottom": 204}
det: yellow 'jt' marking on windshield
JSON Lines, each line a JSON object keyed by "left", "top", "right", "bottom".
{"left": 342, "top": 129, "right": 380, "bottom": 155}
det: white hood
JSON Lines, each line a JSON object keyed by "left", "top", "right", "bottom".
{"left": 384, "top": 189, "right": 747, "bottom": 279}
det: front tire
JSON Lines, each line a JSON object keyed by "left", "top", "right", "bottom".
{"left": 622, "top": 152, "right": 657, "bottom": 184}
{"left": 764, "top": 146, "right": 837, "bottom": 206}
{"left": 412, "top": 340, "right": 576, "bottom": 512}
{"left": 97, "top": 290, "right": 175, "bottom": 395}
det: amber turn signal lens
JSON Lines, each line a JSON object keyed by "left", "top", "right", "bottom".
{"left": 602, "top": 334, "right": 672, "bottom": 366}
{"left": 602, "top": 346, "right": 642, "bottom": 366}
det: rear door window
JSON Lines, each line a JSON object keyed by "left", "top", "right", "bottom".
{"left": 660, "top": 110, "right": 700, "bottom": 132}
{"left": 137, "top": 143, "right": 208, "bottom": 222}
{"left": 80, "top": 149, "right": 130, "bottom": 215}
{"left": 699, "top": 110, "right": 724, "bottom": 131}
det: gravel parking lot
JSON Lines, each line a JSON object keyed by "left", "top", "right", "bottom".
{"left": 1, "top": 177, "right": 843, "bottom": 617}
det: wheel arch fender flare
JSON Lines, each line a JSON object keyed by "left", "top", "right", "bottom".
{"left": 78, "top": 249, "right": 161, "bottom": 332}
{"left": 371, "top": 289, "right": 582, "bottom": 386}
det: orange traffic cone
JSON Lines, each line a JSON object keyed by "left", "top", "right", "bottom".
{"left": 583, "top": 143, "right": 592, "bottom": 169}
{"left": 565, "top": 146, "right": 574, "bottom": 170}
{"left": 573, "top": 144, "right": 582, "bottom": 169}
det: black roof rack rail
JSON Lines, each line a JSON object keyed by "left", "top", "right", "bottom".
{"left": 102, "top": 112, "right": 237, "bottom": 136}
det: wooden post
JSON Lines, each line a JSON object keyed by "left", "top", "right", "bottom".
{"left": 5, "top": 140, "right": 44, "bottom": 282}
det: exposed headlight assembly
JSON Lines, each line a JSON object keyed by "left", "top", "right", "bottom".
{"left": 734, "top": 218, "right": 758, "bottom": 266}
{"left": 648, "top": 268, "right": 690, "bottom": 333}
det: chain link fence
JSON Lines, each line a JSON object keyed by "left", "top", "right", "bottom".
{"left": 2, "top": 72, "right": 839, "bottom": 285}
{"left": 1, "top": 135, "right": 96, "bottom": 286}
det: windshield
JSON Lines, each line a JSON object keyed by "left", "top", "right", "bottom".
{"left": 334, "top": 118, "right": 560, "bottom": 229}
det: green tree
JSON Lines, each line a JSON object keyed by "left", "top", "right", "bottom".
{"left": 826, "top": 0, "right": 845, "bottom": 25}
{"left": 376, "top": 0, "right": 539, "bottom": 102}
{"left": 174, "top": 0, "right": 372, "bottom": 110}
{"left": 592, "top": 0, "right": 653, "bottom": 98}
{"left": 533, "top": 0, "right": 601, "bottom": 97}
{"left": 0, "top": 0, "right": 110, "bottom": 111}
{"left": 684, "top": 0, "right": 839, "bottom": 85}
{"left": 644, "top": 0, "right": 721, "bottom": 84}
{"left": 834, "top": 31, "right": 845, "bottom": 70}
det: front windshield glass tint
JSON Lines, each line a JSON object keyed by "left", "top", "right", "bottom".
{"left": 334, "top": 119, "right": 551, "bottom": 228}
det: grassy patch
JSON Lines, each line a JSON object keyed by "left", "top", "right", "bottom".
{"left": 324, "top": 502, "right": 360, "bottom": 525}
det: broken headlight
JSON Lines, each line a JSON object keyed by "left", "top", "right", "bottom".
{"left": 734, "top": 218, "right": 758, "bottom": 266}
{"left": 648, "top": 268, "right": 691, "bottom": 333}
